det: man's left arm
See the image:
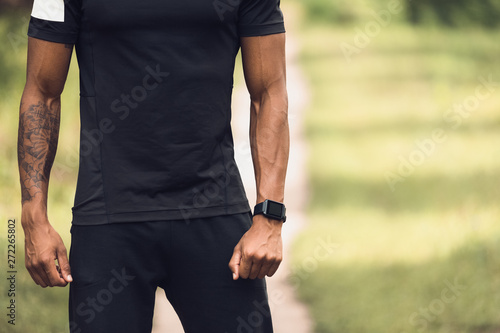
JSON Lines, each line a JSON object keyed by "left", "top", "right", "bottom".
{"left": 229, "top": 33, "right": 289, "bottom": 280}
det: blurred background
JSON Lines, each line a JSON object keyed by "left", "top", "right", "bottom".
{"left": 1, "top": 0, "right": 500, "bottom": 332}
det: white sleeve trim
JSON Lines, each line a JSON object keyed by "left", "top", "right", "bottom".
{"left": 31, "top": 0, "right": 65, "bottom": 22}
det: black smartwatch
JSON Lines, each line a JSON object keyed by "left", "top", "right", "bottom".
{"left": 253, "top": 199, "right": 286, "bottom": 222}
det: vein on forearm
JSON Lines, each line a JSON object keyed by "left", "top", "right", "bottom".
{"left": 250, "top": 93, "right": 289, "bottom": 202}
{"left": 18, "top": 101, "right": 60, "bottom": 203}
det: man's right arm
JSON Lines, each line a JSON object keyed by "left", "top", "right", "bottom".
{"left": 18, "top": 37, "right": 73, "bottom": 288}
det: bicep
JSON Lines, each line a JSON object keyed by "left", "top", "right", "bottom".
{"left": 240, "top": 33, "right": 287, "bottom": 100}
{"left": 25, "top": 37, "right": 73, "bottom": 99}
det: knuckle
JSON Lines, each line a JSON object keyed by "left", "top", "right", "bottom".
{"left": 266, "top": 254, "right": 277, "bottom": 262}
{"left": 243, "top": 250, "right": 255, "bottom": 259}
{"left": 32, "top": 261, "right": 43, "bottom": 269}
{"left": 253, "top": 251, "right": 266, "bottom": 260}
{"left": 40, "top": 257, "right": 51, "bottom": 266}
{"left": 253, "top": 256, "right": 263, "bottom": 264}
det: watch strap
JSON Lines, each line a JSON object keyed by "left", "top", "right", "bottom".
{"left": 253, "top": 199, "right": 286, "bottom": 223}
{"left": 254, "top": 201, "right": 265, "bottom": 216}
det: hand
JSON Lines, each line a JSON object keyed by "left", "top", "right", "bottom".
{"left": 22, "top": 211, "right": 72, "bottom": 288}
{"left": 228, "top": 214, "right": 283, "bottom": 280}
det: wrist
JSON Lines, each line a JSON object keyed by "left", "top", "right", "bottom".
{"left": 253, "top": 199, "right": 286, "bottom": 223}
{"left": 21, "top": 201, "right": 49, "bottom": 230}
{"left": 256, "top": 194, "right": 284, "bottom": 206}
{"left": 252, "top": 214, "right": 283, "bottom": 230}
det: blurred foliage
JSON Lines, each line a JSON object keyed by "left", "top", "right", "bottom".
{"left": 302, "top": 0, "right": 500, "bottom": 28}
{"left": 290, "top": 0, "right": 500, "bottom": 331}
{"left": 301, "top": 0, "right": 398, "bottom": 25}
{"left": 408, "top": 0, "right": 500, "bottom": 28}
{"left": 0, "top": 0, "right": 31, "bottom": 10}
{"left": 294, "top": 239, "right": 500, "bottom": 333}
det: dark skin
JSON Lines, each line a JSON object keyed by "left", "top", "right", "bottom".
{"left": 18, "top": 37, "right": 73, "bottom": 287}
{"left": 229, "top": 33, "right": 289, "bottom": 280}
{"left": 18, "top": 34, "right": 289, "bottom": 287}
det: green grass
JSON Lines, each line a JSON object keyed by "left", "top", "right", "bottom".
{"left": 303, "top": 0, "right": 500, "bottom": 28}
{"left": 289, "top": 3, "right": 500, "bottom": 333}
{"left": 297, "top": 240, "right": 500, "bottom": 333}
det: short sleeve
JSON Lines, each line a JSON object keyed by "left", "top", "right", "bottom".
{"left": 28, "top": 0, "right": 82, "bottom": 44}
{"left": 238, "top": 0, "right": 285, "bottom": 37}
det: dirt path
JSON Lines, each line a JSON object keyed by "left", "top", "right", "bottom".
{"left": 151, "top": 11, "right": 313, "bottom": 333}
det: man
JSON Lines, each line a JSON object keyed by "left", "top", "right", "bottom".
{"left": 18, "top": 0, "right": 289, "bottom": 332}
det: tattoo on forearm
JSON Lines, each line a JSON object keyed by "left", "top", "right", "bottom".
{"left": 18, "top": 102, "right": 60, "bottom": 203}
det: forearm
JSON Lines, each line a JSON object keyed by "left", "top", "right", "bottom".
{"left": 250, "top": 89, "right": 289, "bottom": 205}
{"left": 18, "top": 91, "right": 61, "bottom": 227}
{"left": 229, "top": 89, "right": 288, "bottom": 280}
{"left": 18, "top": 38, "right": 73, "bottom": 287}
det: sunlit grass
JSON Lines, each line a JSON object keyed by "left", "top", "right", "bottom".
{"left": 294, "top": 206, "right": 500, "bottom": 266}
{"left": 290, "top": 3, "right": 500, "bottom": 333}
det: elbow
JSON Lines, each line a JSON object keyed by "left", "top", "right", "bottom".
{"left": 23, "top": 77, "right": 63, "bottom": 106}
{"left": 36, "top": 77, "right": 64, "bottom": 100}
{"left": 40, "top": 85, "right": 64, "bottom": 101}
{"left": 250, "top": 84, "right": 288, "bottom": 119}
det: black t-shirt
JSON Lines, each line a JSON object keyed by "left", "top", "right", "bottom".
{"left": 28, "top": 0, "right": 285, "bottom": 225}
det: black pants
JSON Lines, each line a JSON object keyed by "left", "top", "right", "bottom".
{"left": 68, "top": 212, "right": 273, "bottom": 333}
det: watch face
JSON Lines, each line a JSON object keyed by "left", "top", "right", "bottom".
{"left": 267, "top": 201, "right": 283, "bottom": 218}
